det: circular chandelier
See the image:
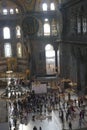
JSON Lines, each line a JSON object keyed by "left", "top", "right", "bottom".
{"left": 0, "top": 79, "right": 29, "bottom": 101}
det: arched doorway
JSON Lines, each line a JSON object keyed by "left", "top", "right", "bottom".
{"left": 57, "top": 49, "right": 60, "bottom": 75}
{"left": 45, "top": 44, "right": 55, "bottom": 74}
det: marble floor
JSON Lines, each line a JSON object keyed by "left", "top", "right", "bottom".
{"left": 0, "top": 88, "right": 87, "bottom": 130}
{"left": 19, "top": 112, "right": 62, "bottom": 130}
{"left": 18, "top": 108, "right": 87, "bottom": 130}
{"left": 11, "top": 93, "right": 87, "bottom": 130}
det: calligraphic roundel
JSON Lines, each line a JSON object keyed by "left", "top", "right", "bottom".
{"left": 22, "top": 16, "right": 39, "bottom": 36}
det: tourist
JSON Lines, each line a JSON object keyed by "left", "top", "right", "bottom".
{"left": 39, "top": 126, "right": 42, "bottom": 130}
{"left": 79, "top": 118, "right": 82, "bottom": 128}
{"left": 68, "top": 92, "right": 71, "bottom": 100}
{"left": 33, "top": 126, "right": 37, "bottom": 130}
{"left": 68, "top": 121, "right": 72, "bottom": 130}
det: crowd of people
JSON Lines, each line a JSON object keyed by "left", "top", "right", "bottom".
{"left": 7, "top": 79, "right": 87, "bottom": 130}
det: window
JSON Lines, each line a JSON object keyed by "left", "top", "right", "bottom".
{"left": 37, "top": 21, "right": 43, "bottom": 36}
{"left": 51, "top": 19, "right": 57, "bottom": 36}
{"left": 50, "top": 3, "right": 55, "bottom": 10}
{"left": 44, "top": 18, "right": 48, "bottom": 22}
{"left": 57, "top": 50, "right": 60, "bottom": 74}
{"left": 15, "top": 8, "right": 19, "bottom": 13}
{"left": 17, "top": 43, "right": 22, "bottom": 58}
{"left": 42, "top": 3, "right": 47, "bottom": 11}
{"left": 44, "top": 23, "right": 50, "bottom": 36}
{"left": 3, "top": 27, "right": 10, "bottom": 39}
{"left": 3, "top": 9, "right": 8, "bottom": 15}
{"left": 83, "top": 18, "right": 87, "bottom": 34}
{"left": 45, "top": 44, "right": 55, "bottom": 74}
{"left": 4, "top": 43, "right": 12, "bottom": 57}
{"left": 16, "top": 26, "right": 21, "bottom": 38}
{"left": 77, "top": 17, "right": 81, "bottom": 34}
{"left": 10, "top": 9, "right": 14, "bottom": 14}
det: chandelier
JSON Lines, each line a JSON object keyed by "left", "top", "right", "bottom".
{"left": 0, "top": 79, "right": 29, "bottom": 101}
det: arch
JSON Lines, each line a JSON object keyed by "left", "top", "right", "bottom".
{"left": 3, "top": 27, "right": 10, "bottom": 39}
{"left": 50, "top": 2, "right": 55, "bottom": 10}
{"left": 17, "top": 42, "right": 22, "bottom": 58}
{"left": 37, "top": 20, "right": 43, "bottom": 36}
{"left": 10, "top": 8, "right": 14, "bottom": 14}
{"left": 45, "top": 44, "right": 54, "bottom": 51}
{"left": 45, "top": 44, "right": 55, "bottom": 74}
{"left": 15, "top": 8, "right": 19, "bottom": 13}
{"left": 44, "top": 23, "right": 50, "bottom": 36}
{"left": 4, "top": 43, "right": 12, "bottom": 57}
{"left": 51, "top": 18, "right": 57, "bottom": 36}
{"left": 3, "top": 9, "right": 8, "bottom": 15}
{"left": 16, "top": 25, "right": 21, "bottom": 38}
{"left": 42, "top": 3, "right": 48, "bottom": 11}
{"left": 57, "top": 49, "right": 60, "bottom": 74}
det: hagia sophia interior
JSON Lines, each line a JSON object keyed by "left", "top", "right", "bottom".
{"left": 0, "top": 0, "right": 87, "bottom": 130}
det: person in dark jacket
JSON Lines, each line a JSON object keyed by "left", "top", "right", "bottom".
{"left": 69, "top": 121, "right": 72, "bottom": 130}
{"left": 39, "top": 126, "right": 42, "bottom": 130}
{"left": 33, "top": 126, "right": 37, "bottom": 130}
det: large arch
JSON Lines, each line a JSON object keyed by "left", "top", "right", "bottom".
{"left": 45, "top": 44, "right": 56, "bottom": 74}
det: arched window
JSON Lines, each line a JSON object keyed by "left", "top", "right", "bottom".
{"left": 3, "top": 27, "right": 10, "bottom": 39}
{"left": 83, "top": 18, "right": 87, "bottom": 34}
{"left": 45, "top": 44, "right": 55, "bottom": 57}
{"left": 51, "top": 19, "right": 57, "bottom": 36}
{"left": 16, "top": 26, "right": 21, "bottom": 38}
{"left": 57, "top": 50, "right": 60, "bottom": 74}
{"left": 10, "top": 9, "right": 14, "bottom": 14}
{"left": 37, "top": 21, "right": 43, "bottom": 36}
{"left": 77, "top": 17, "right": 81, "bottom": 34}
{"left": 42, "top": 3, "right": 47, "bottom": 11}
{"left": 45, "top": 44, "right": 55, "bottom": 74}
{"left": 3, "top": 9, "right": 8, "bottom": 15}
{"left": 4, "top": 43, "right": 12, "bottom": 57}
{"left": 15, "top": 8, "right": 19, "bottom": 13}
{"left": 44, "top": 23, "right": 50, "bottom": 36}
{"left": 50, "top": 3, "right": 55, "bottom": 10}
{"left": 45, "top": 18, "right": 48, "bottom": 22}
{"left": 17, "top": 43, "right": 22, "bottom": 58}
